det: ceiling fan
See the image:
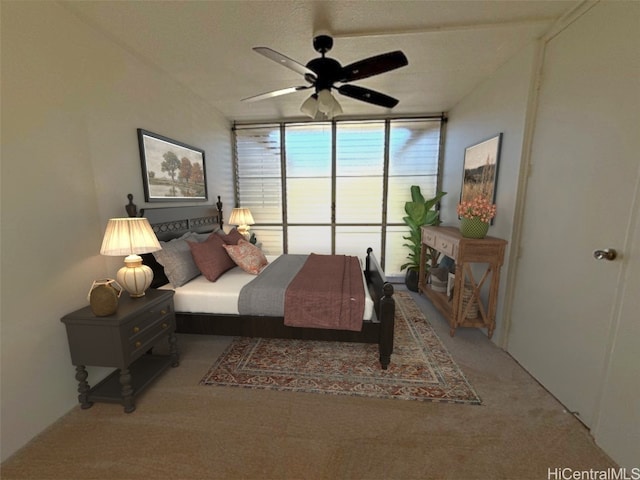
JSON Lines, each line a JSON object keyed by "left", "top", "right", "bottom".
{"left": 242, "top": 34, "right": 408, "bottom": 118}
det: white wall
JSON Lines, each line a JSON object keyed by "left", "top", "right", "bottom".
{"left": 441, "top": 43, "right": 537, "bottom": 345}
{"left": 0, "top": 1, "right": 233, "bottom": 461}
{"left": 506, "top": 1, "right": 640, "bottom": 467}
{"left": 443, "top": 2, "right": 640, "bottom": 467}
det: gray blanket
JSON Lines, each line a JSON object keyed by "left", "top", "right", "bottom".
{"left": 238, "top": 254, "right": 307, "bottom": 316}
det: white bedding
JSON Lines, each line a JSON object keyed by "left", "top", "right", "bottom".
{"left": 160, "top": 254, "right": 374, "bottom": 320}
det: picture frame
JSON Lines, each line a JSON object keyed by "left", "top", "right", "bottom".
{"left": 137, "top": 129, "right": 208, "bottom": 202}
{"left": 460, "top": 133, "right": 502, "bottom": 207}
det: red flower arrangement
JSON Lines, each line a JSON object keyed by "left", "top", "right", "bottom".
{"left": 457, "top": 196, "right": 497, "bottom": 223}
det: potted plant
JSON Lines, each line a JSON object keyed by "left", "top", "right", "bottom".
{"left": 456, "top": 195, "right": 497, "bottom": 238}
{"left": 401, "top": 186, "right": 446, "bottom": 291}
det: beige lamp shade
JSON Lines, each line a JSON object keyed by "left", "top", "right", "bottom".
{"left": 228, "top": 208, "right": 255, "bottom": 237}
{"left": 100, "top": 218, "right": 161, "bottom": 297}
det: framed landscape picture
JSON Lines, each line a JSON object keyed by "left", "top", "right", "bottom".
{"left": 137, "top": 129, "right": 208, "bottom": 202}
{"left": 460, "top": 133, "right": 502, "bottom": 205}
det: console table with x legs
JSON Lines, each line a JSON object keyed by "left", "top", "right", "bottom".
{"left": 418, "top": 226, "right": 507, "bottom": 338}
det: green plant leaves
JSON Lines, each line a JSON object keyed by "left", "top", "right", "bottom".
{"left": 401, "top": 187, "right": 447, "bottom": 272}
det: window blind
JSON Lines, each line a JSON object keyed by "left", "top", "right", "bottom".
{"left": 234, "top": 125, "right": 282, "bottom": 224}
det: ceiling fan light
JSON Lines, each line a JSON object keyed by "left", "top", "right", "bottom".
{"left": 317, "top": 89, "right": 334, "bottom": 114}
{"left": 319, "top": 91, "right": 342, "bottom": 119}
{"left": 330, "top": 100, "right": 343, "bottom": 117}
{"left": 300, "top": 94, "right": 318, "bottom": 118}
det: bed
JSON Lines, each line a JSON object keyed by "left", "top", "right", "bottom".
{"left": 126, "top": 195, "right": 395, "bottom": 369}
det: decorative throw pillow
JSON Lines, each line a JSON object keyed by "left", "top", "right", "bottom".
{"left": 188, "top": 233, "right": 236, "bottom": 282}
{"left": 152, "top": 232, "right": 200, "bottom": 287}
{"left": 223, "top": 239, "right": 269, "bottom": 275}
{"left": 217, "top": 227, "right": 245, "bottom": 245}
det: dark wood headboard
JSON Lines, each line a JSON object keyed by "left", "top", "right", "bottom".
{"left": 125, "top": 194, "right": 224, "bottom": 242}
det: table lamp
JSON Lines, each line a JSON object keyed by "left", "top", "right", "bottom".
{"left": 100, "top": 217, "right": 161, "bottom": 297}
{"left": 228, "top": 208, "right": 255, "bottom": 238}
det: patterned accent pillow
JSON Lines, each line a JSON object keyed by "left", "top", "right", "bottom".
{"left": 152, "top": 232, "right": 200, "bottom": 287}
{"left": 217, "top": 227, "right": 245, "bottom": 245}
{"left": 223, "top": 239, "right": 269, "bottom": 275}
{"left": 188, "top": 233, "right": 236, "bottom": 282}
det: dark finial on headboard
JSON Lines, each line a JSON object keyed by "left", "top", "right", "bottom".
{"left": 216, "top": 195, "right": 224, "bottom": 229}
{"left": 125, "top": 194, "right": 138, "bottom": 217}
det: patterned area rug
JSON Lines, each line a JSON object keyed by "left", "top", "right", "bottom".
{"left": 200, "top": 291, "right": 481, "bottom": 404}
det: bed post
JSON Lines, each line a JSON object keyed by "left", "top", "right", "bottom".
{"left": 216, "top": 195, "right": 224, "bottom": 229}
{"left": 365, "top": 248, "right": 395, "bottom": 369}
{"left": 125, "top": 193, "right": 138, "bottom": 217}
{"left": 378, "top": 282, "right": 395, "bottom": 369}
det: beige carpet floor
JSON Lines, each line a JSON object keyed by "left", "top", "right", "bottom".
{"left": 1, "top": 288, "right": 615, "bottom": 480}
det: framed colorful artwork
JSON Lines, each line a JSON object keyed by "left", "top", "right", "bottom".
{"left": 460, "top": 133, "right": 502, "bottom": 205}
{"left": 137, "top": 129, "right": 207, "bottom": 202}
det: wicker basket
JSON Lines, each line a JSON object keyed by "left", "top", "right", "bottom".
{"left": 87, "top": 279, "right": 122, "bottom": 317}
{"left": 462, "top": 285, "right": 478, "bottom": 320}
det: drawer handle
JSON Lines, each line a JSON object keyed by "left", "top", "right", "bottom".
{"left": 160, "top": 309, "right": 167, "bottom": 315}
{"left": 132, "top": 326, "right": 140, "bottom": 333}
{"left": 135, "top": 341, "right": 142, "bottom": 349}
{"left": 162, "top": 323, "right": 168, "bottom": 329}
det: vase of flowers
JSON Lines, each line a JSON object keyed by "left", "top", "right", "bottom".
{"left": 456, "top": 196, "right": 496, "bottom": 239}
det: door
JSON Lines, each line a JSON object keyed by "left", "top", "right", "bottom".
{"left": 507, "top": 2, "right": 640, "bottom": 428}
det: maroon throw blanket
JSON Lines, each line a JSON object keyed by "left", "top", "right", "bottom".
{"left": 284, "top": 254, "right": 365, "bottom": 331}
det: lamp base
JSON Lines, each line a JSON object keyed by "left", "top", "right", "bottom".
{"left": 237, "top": 225, "right": 250, "bottom": 239}
{"left": 117, "top": 255, "right": 154, "bottom": 298}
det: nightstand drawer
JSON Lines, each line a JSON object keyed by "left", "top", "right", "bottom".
{"left": 435, "top": 236, "right": 456, "bottom": 257}
{"left": 129, "top": 316, "right": 175, "bottom": 356}
{"left": 422, "top": 229, "right": 436, "bottom": 247}
{"left": 125, "top": 300, "right": 173, "bottom": 340}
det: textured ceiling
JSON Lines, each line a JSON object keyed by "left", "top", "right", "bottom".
{"left": 61, "top": 0, "right": 579, "bottom": 122}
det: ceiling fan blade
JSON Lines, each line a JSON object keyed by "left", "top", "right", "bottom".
{"left": 340, "top": 51, "right": 408, "bottom": 82}
{"left": 253, "top": 47, "right": 317, "bottom": 81}
{"left": 337, "top": 84, "right": 399, "bottom": 108}
{"left": 242, "top": 85, "right": 311, "bottom": 103}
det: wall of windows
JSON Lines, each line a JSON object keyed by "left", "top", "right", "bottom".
{"left": 233, "top": 117, "right": 443, "bottom": 275}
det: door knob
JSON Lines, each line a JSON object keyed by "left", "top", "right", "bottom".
{"left": 593, "top": 249, "right": 617, "bottom": 261}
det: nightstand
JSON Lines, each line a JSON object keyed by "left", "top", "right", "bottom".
{"left": 61, "top": 289, "right": 178, "bottom": 413}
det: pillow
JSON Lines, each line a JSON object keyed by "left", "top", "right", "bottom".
{"left": 152, "top": 232, "right": 200, "bottom": 287}
{"left": 190, "top": 232, "right": 213, "bottom": 243}
{"left": 190, "top": 225, "right": 221, "bottom": 243}
{"left": 188, "top": 233, "right": 236, "bottom": 282}
{"left": 142, "top": 253, "right": 169, "bottom": 288}
{"left": 223, "top": 239, "right": 269, "bottom": 275}
{"left": 217, "top": 227, "right": 245, "bottom": 245}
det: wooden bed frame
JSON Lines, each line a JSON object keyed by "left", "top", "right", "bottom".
{"left": 127, "top": 195, "right": 395, "bottom": 369}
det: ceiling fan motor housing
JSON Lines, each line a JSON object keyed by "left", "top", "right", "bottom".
{"left": 306, "top": 57, "right": 342, "bottom": 91}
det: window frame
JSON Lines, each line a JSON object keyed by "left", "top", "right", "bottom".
{"left": 233, "top": 116, "right": 445, "bottom": 273}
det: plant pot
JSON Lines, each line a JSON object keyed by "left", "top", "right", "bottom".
{"left": 405, "top": 268, "right": 419, "bottom": 292}
{"left": 460, "top": 217, "right": 489, "bottom": 239}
